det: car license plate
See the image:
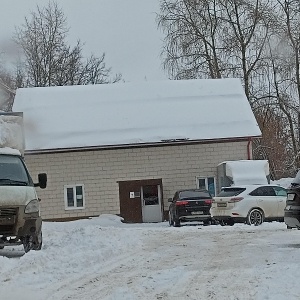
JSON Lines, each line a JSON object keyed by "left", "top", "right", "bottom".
{"left": 287, "top": 194, "right": 295, "bottom": 201}
{"left": 217, "top": 203, "right": 227, "bottom": 207}
{"left": 191, "top": 211, "right": 203, "bottom": 215}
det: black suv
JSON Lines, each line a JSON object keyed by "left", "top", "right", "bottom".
{"left": 168, "top": 189, "right": 213, "bottom": 227}
{"left": 285, "top": 171, "right": 300, "bottom": 229}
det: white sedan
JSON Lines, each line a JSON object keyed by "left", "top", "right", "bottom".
{"left": 210, "top": 184, "right": 287, "bottom": 226}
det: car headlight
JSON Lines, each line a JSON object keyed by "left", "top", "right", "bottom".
{"left": 25, "top": 199, "right": 40, "bottom": 214}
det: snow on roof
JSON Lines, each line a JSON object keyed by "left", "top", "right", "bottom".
{"left": 0, "top": 147, "right": 21, "bottom": 156}
{"left": 13, "top": 78, "right": 261, "bottom": 151}
{"left": 0, "top": 113, "right": 24, "bottom": 155}
{"left": 219, "top": 160, "right": 269, "bottom": 185}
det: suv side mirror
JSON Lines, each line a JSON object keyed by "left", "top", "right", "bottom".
{"left": 168, "top": 198, "right": 173, "bottom": 202}
{"left": 34, "top": 173, "right": 47, "bottom": 189}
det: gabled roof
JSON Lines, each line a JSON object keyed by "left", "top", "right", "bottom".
{"left": 13, "top": 78, "right": 261, "bottom": 152}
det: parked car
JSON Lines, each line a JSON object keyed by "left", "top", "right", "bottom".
{"left": 285, "top": 171, "right": 300, "bottom": 229}
{"left": 211, "top": 184, "right": 287, "bottom": 226}
{"left": 168, "top": 189, "right": 213, "bottom": 227}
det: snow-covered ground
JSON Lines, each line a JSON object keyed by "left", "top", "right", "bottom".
{"left": 0, "top": 214, "right": 300, "bottom": 300}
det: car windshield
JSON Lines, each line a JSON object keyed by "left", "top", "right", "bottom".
{"left": 0, "top": 155, "right": 30, "bottom": 186}
{"left": 179, "top": 190, "right": 211, "bottom": 199}
{"left": 217, "top": 187, "right": 246, "bottom": 197}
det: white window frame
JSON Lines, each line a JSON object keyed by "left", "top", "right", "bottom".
{"left": 196, "top": 176, "right": 216, "bottom": 196}
{"left": 64, "top": 184, "right": 85, "bottom": 210}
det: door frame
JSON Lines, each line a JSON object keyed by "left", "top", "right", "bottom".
{"left": 118, "top": 178, "right": 163, "bottom": 223}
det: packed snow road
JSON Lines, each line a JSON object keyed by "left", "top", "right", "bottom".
{"left": 0, "top": 215, "right": 300, "bottom": 300}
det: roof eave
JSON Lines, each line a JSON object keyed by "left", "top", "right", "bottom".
{"left": 24, "top": 135, "right": 262, "bottom": 155}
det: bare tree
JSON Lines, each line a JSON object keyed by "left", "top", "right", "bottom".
{"left": 255, "top": 0, "right": 300, "bottom": 174}
{"left": 157, "top": 0, "right": 227, "bottom": 79}
{"left": 14, "top": 1, "right": 121, "bottom": 87}
{"left": 157, "top": 0, "right": 274, "bottom": 88}
{"left": 219, "top": 0, "right": 276, "bottom": 103}
{"left": 253, "top": 104, "right": 294, "bottom": 178}
{"left": 157, "top": 0, "right": 299, "bottom": 178}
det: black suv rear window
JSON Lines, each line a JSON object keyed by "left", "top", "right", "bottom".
{"left": 179, "top": 190, "right": 211, "bottom": 199}
{"left": 217, "top": 188, "right": 246, "bottom": 197}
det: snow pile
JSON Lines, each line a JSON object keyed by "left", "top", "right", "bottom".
{"left": 0, "top": 215, "right": 300, "bottom": 299}
{"left": 0, "top": 114, "right": 24, "bottom": 155}
{"left": 0, "top": 215, "right": 145, "bottom": 293}
{"left": 272, "top": 177, "right": 294, "bottom": 189}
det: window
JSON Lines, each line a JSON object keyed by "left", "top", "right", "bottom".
{"left": 217, "top": 187, "right": 246, "bottom": 197}
{"left": 142, "top": 185, "right": 159, "bottom": 206}
{"left": 273, "top": 186, "right": 287, "bottom": 197}
{"left": 64, "top": 184, "right": 85, "bottom": 210}
{"left": 249, "top": 186, "right": 276, "bottom": 197}
{"left": 179, "top": 190, "right": 212, "bottom": 199}
{"left": 0, "top": 154, "right": 30, "bottom": 185}
{"left": 197, "top": 177, "right": 216, "bottom": 196}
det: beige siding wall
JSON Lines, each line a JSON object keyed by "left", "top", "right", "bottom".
{"left": 25, "top": 141, "right": 248, "bottom": 220}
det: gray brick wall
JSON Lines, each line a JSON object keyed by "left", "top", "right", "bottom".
{"left": 25, "top": 141, "right": 249, "bottom": 220}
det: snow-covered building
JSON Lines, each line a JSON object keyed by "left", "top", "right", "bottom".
{"left": 13, "top": 78, "right": 261, "bottom": 222}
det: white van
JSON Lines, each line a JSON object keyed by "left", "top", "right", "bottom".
{"left": 0, "top": 147, "right": 47, "bottom": 252}
{"left": 0, "top": 112, "right": 47, "bottom": 252}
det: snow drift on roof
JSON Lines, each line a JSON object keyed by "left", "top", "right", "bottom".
{"left": 0, "top": 147, "right": 21, "bottom": 156}
{"left": 13, "top": 78, "right": 261, "bottom": 151}
{"left": 219, "top": 160, "right": 270, "bottom": 185}
{"left": 0, "top": 114, "right": 24, "bottom": 155}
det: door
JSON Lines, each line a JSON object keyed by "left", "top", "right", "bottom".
{"left": 119, "top": 181, "right": 143, "bottom": 223}
{"left": 118, "top": 179, "right": 163, "bottom": 223}
{"left": 141, "top": 184, "right": 163, "bottom": 223}
{"left": 251, "top": 186, "right": 278, "bottom": 217}
{"left": 273, "top": 186, "right": 287, "bottom": 217}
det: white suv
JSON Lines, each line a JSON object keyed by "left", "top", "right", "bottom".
{"left": 210, "top": 184, "right": 287, "bottom": 226}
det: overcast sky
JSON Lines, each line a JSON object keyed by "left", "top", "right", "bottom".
{"left": 0, "top": 0, "right": 167, "bottom": 82}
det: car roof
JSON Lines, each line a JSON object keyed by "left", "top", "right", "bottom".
{"left": 221, "top": 184, "right": 286, "bottom": 193}
{"left": 221, "top": 184, "right": 285, "bottom": 190}
{"left": 177, "top": 189, "right": 210, "bottom": 192}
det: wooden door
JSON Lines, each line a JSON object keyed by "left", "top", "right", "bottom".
{"left": 118, "top": 179, "right": 163, "bottom": 223}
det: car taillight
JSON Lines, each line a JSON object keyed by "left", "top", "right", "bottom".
{"left": 229, "top": 197, "right": 243, "bottom": 203}
{"left": 205, "top": 199, "right": 212, "bottom": 204}
{"left": 176, "top": 200, "right": 189, "bottom": 206}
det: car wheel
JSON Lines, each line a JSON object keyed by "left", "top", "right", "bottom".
{"left": 168, "top": 211, "right": 174, "bottom": 226}
{"left": 203, "top": 220, "right": 211, "bottom": 226}
{"left": 22, "top": 236, "right": 33, "bottom": 253}
{"left": 227, "top": 219, "right": 235, "bottom": 226}
{"left": 247, "top": 209, "right": 264, "bottom": 226}
{"left": 287, "top": 225, "right": 293, "bottom": 230}
{"left": 173, "top": 218, "right": 180, "bottom": 227}
{"left": 210, "top": 218, "right": 217, "bottom": 225}
{"left": 219, "top": 220, "right": 226, "bottom": 226}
